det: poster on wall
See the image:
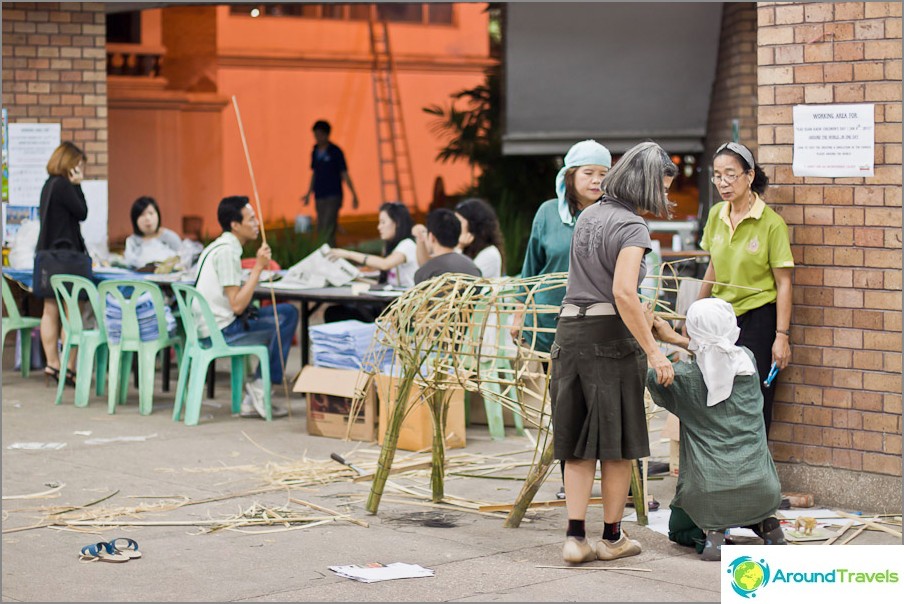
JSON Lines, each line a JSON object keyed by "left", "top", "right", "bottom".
{"left": 792, "top": 103, "right": 875, "bottom": 178}
{"left": 2, "top": 108, "right": 9, "bottom": 203}
{"left": 8, "top": 122, "right": 60, "bottom": 206}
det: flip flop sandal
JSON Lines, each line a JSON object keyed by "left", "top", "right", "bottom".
{"left": 79, "top": 542, "right": 129, "bottom": 563}
{"left": 109, "top": 537, "right": 142, "bottom": 559}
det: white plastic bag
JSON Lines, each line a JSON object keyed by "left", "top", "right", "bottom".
{"left": 8, "top": 219, "right": 40, "bottom": 269}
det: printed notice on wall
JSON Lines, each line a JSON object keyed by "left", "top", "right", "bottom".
{"left": 792, "top": 104, "right": 874, "bottom": 177}
{"left": 8, "top": 122, "right": 61, "bottom": 206}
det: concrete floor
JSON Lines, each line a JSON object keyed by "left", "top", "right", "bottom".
{"left": 1, "top": 345, "right": 900, "bottom": 602}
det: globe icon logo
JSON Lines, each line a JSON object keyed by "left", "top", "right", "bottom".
{"left": 727, "top": 556, "right": 771, "bottom": 598}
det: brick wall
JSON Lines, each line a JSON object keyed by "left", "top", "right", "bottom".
{"left": 1, "top": 2, "right": 108, "bottom": 179}
{"left": 706, "top": 3, "right": 758, "bottom": 161}
{"left": 758, "top": 2, "right": 902, "bottom": 478}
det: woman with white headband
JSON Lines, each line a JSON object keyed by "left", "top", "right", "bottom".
{"left": 553, "top": 142, "right": 676, "bottom": 564}
{"left": 647, "top": 298, "right": 785, "bottom": 561}
{"left": 697, "top": 142, "right": 794, "bottom": 436}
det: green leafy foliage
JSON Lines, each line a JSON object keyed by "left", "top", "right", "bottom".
{"left": 423, "top": 69, "right": 559, "bottom": 275}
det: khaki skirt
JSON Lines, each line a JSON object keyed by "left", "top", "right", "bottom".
{"left": 550, "top": 314, "right": 650, "bottom": 461}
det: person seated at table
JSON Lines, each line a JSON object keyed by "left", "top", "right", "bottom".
{"left": 646, "top": 298, "right": 785, "bottom": 561}
{"left": 194, "top": 195, "right": 299, "bottom": 419}
{"left": 325, "top": 201, "right": 418, "bottom": 323}
{"left": 124, "top": 196, "right": 183, "bottom": 271}
{"left": 415, "top": 198, "right": 505, "bottom": 279}
{"left": 413, "top": 208, "right": 481, "bottom": 285}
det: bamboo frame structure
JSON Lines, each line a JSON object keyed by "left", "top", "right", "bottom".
{"left": 355, "top": 261, "right": 741, "bottom": 521}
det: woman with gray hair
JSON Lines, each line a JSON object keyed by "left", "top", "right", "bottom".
{"left": 553, "top": 141, "right": 677, "bottom": 564}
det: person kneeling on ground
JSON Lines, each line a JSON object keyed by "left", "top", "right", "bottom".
{"left": 646, "top": 298, "right": 786, "bottom": 561}
{"left": 412, "top": 208, "right": 481, "bottom": 285}
{"left": 194, "top": 196, "right": 299, "bottom": 419}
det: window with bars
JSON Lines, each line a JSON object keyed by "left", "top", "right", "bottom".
{"left": 229, "top": 3, "right": 454, "bottom": 25}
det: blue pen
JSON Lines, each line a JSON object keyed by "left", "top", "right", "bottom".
{"left": 763, "top": 362, "right": 779, "bottom": 387}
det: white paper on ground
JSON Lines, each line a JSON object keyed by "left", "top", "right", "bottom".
{"left": 84, "top": 433, "right": 158, "bottom": 446}
{"left": 7, "top": 442, "right": 67, "bottom": 450}
{"left": 328, "top": 562, "right": 435, "bottom": 583}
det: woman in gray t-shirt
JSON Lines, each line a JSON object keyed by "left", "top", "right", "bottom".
{"left": 553, "top": 142, "right": 678, "bottom": 565}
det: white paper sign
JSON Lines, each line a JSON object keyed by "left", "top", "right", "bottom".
{"left": 80, "top": 179, "right": 109, "bottom": 259}
{"left": 8, "top": 123, "right": 61, "bottom": 206}
{"left": 792, "top": 104, "right": 874, "bottom": 177}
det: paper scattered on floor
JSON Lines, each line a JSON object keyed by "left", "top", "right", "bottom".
{"left": 7, "top": 442, "right": 67, "bottom": 450}
{"left": 84, "top": 433, "right": 158, "bottom": 445}
{"left": 73, "top": 431, "right": 93, "bottom": 436}
{"left": 329, "top": 562, "right": 435, "bottom": 583}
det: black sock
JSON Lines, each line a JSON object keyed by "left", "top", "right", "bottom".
{"left": 603, "top": 521, "right": 621, "bottom": 541}
{"left": 566, "top": 519, "right": 586, "bottom": 539}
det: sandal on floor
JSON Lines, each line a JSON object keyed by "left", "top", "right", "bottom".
{"left": 64, "top": 369, "right": 77, "bottom": 388}
{"left": 109, "top": 537, "right": 141, "bottom": 559}
{"left": 44, "top": 366, "right": 61, "bottom": 387}
{"left": 79, "top": 542, "right": 129, "bottom": 563}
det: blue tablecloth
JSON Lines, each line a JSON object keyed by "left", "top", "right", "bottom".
{"left": 1, "top": 267, "right": 186, "bottom": 291}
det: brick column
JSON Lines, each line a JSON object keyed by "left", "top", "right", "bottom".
{"left": 1, "top": 2, "right": 108, "bottom": 179}
{"left": 757, "top": 2, "right": 902, "bottom": 499}
{"left": 706, "top": 3, "right": 759, "bottom": 160}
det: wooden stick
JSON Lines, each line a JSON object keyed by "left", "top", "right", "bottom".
{"left": 836, "top": 511, "right": 902, "bottom": 538}
{"left": 231, "top": 95, "right": 290, "bottom": 405}
{"left": 839, "top": 517, "right": 877, "bottom": 545}
{"left": 536, "top": 566, "right": 652, "bottom": 572}
{"left": 351, "top": 460, "right": 434, "bottom": 482}
{"left": 2, "top": 483, "right": 65, "bottom": 500}
{"left": 288, "top": 498, "right": 369, "bottom": 528}
{"left": 482, "top": 497, "right": 603, "bottom": 513}
{"left": 824, "top": 520, "right": 856, "bottom": 545}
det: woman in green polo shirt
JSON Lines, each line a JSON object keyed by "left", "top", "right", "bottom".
{"left": 698, "top": 142, "right": 794, "bottom": 435}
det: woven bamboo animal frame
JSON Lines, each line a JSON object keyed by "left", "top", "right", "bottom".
{"left": 354, "top": 261, "right": 758, "bottom": 523}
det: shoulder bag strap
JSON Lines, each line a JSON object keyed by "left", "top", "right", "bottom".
{"left": 193, "top": 243, "right": 231, "bottom": 287}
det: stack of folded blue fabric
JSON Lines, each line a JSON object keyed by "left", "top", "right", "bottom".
{"left": 309, "top": 320, "right": 391, "bottom": 371}
{"left": 104, "top": 292, "right": 177, "bottom": 344}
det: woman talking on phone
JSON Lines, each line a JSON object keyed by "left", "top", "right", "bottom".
{"left": 33, "top": 142, "right": 91, "bottom": 387}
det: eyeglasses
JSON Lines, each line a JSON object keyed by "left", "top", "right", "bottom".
{"left": 710, "top": 173, "right": 744, "bottom": 185}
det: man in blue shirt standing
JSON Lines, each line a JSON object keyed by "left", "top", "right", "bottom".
{"left": 301, "top": 120, "right": 359, "bottom": 246}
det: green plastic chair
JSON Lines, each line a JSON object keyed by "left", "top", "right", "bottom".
{"left": 98, "top": 279, "right": 184, "bottom": 416}
{"left": 49, "top": 275, "right": 109, "bottom": 407}
{"left": 460, "top": 293, "right": 525, "bottom": 441}
{"left": 2, "top": 275, "right": 42, "bottom": 377}
{"left": 170, "top": 283, "right": 271, "bottom": 426}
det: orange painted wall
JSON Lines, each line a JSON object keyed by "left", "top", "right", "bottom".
{"left": 108, "top": 4, "right": 493, "bottom": 242}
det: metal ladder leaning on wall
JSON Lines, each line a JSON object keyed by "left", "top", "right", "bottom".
{"left": 368, "top": 18, "right": 419, "bottom": 212}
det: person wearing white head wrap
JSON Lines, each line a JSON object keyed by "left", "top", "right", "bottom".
{"left": 685, "top": 298, "right": 756, "bottom": 407}
{"left": 646, "top": 302, "right": 784, "bottom": 561}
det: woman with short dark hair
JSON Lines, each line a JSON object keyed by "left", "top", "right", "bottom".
{"left": 697, "top": 142, "right": 794, "bottom": 435}
{"left": 124, "top": 196, "right": 183, "bottom": 269}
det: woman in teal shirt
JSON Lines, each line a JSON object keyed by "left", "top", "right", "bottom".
{"left": 510, "top": 140, "right": 611, "bottom": 422}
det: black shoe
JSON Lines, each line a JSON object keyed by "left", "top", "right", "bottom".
{"left": 625, "top": 497, "right": 660, "bottom": 512}
{"left": 779, "top": 497, "right": 791, "bottom": 510}
{"left": 647, "top": 461, "right": 670, "bottom": 476}
{"left": 752, "top": 517, "right": 787, "bottom": 545}
{"left": 555, "top": 486, "right": 566, "bottom": 500}
{"left": 701, "top": 530, "right": 725, "bottom": 561}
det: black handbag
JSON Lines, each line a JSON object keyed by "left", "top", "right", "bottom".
{"left": 31, "top": 179, "right": 93, "bottom": 298}
{"left": 32, "top": 240, "right": 93, "bottom": 299}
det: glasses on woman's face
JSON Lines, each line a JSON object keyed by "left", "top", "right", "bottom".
{"left": 710, "top": 173, "right": 743, "bottom": 186}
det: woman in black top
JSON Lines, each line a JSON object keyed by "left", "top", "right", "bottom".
{"left": 35, "top": 142, "right": 89, "bottom": 386}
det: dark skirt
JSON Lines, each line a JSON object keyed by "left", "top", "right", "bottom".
{"left": 550, "top": 315, "right": 650, "bottom": 461}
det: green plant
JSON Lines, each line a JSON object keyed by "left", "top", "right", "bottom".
{"left": 423, "top": 69, "right": 559, "bottom": 275}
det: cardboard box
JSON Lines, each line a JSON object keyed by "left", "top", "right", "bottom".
{"left": 468, "top": 392, "right": 521, "bottom": 427}
{"left": 374, "top": 373, "right": 466, "bottom": 452}
{"left": 293, "top": 366, "right": 376, "bottom": 441}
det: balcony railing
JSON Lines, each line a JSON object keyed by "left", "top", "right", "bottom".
{"left": 106, "top": 44, "right": 164, "bottom": 77}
